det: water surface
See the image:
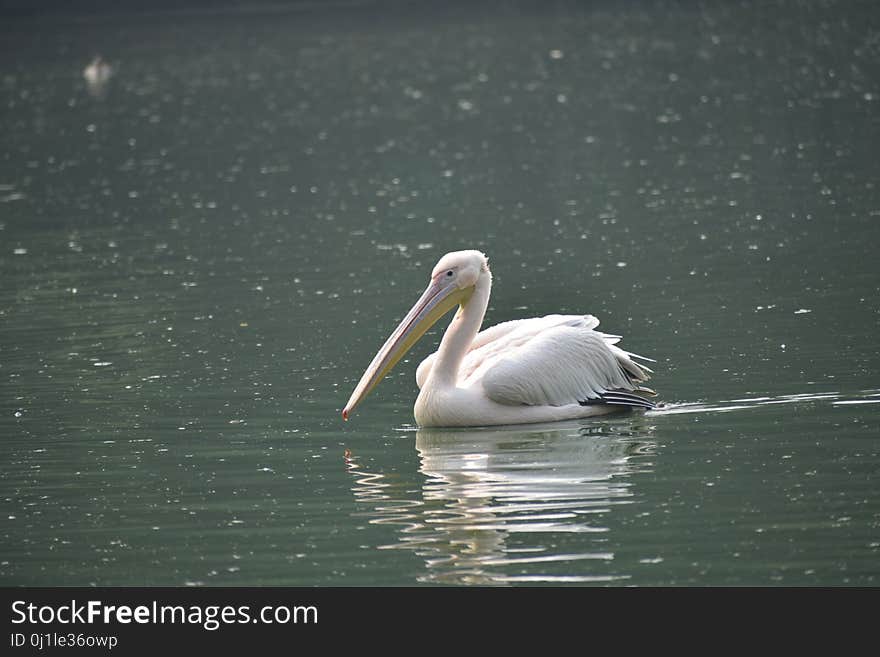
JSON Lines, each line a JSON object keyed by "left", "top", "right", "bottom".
{"left": 1, "top": 0, "right": 879, "bottom": 585}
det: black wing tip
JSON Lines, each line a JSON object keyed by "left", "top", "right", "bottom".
{"left": 579, "top": 390, "right": 657, "bottom": 410}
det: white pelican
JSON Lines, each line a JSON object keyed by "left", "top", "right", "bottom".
{"left": 83, "top": 55, "right": 113, "bottom": 97}
{"left": 342, "top": 250, "right": 656, "bottom": 427}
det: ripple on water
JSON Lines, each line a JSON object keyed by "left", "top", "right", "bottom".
{"left": 346, "top": 419, "right": 656, "bottom": 585}
{"left": 648, "top": 389, "right": 880, "bottom": 416}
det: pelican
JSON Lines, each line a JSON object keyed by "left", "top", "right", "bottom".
{"left": 342, "top": 250, "right": 656, "bottom": 427}
{"left": 83, "top": 55, "right": 113, "bottom": 97}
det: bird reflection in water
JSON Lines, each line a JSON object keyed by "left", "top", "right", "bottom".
{"left": 346, "top": 417, "right": 655, "bottom": 585}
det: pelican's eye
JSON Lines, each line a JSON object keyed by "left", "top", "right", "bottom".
{"left": 446, "top": 270, "right": 454, "bottom": 277}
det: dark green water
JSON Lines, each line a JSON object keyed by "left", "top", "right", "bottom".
{"left": 1, "top": 1, "right": 879, "bottom": 585}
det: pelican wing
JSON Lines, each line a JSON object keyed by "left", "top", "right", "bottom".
{"left": 417, "top": 315, "right": 599, "bottom": 389}
{"left": 478, "top": 322, "right": 653, "bottom": 408}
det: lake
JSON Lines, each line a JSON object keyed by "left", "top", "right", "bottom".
{"left": 1, "top": 0, "right": 878, "bottom": 586}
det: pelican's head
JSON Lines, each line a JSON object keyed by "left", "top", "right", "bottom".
{"left": 342, "top": 250, "right": 489, "bottom": 420}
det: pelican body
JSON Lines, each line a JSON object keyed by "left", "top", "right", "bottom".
{"left": 83, "top": 56, "right": 113, "bottom": 97}
{"left": 343, "top": 250, "right": 656, "bottom": 427}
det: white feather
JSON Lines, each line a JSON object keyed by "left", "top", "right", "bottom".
{"left": 417, "top": 313, "right": 650, "bottom": 407}
{"left": 417, "top": 315, "right": 598, "bottom": 388}
{"left": 481, "top": 325, "right": 634, "bottom": 406}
